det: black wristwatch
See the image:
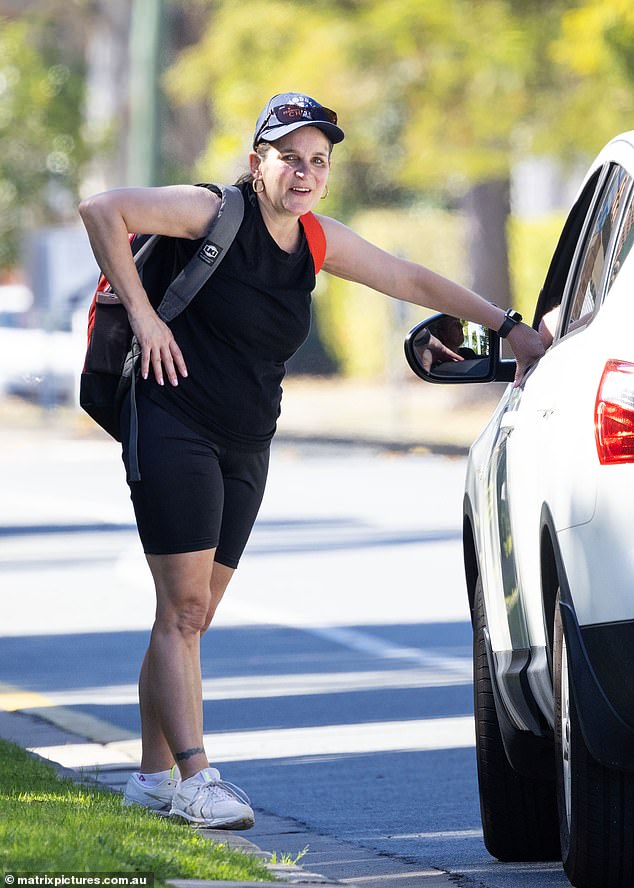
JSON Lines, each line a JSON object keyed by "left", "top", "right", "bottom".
{"left": 497, "top": 308, "right": 522, "bottom": 338}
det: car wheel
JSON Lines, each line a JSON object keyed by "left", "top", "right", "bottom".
{"left": 473, "top": 576, "right": 560, "bottom": 861}
{"left": 553, "top": 593, "right": 634, "bottom": 888}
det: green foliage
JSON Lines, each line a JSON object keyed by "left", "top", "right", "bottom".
{"left": 315, "top": 208, "right": 566, "bottom": 378}
{"left": 534, "top": 0, "right": 634, "bottom": 159}
{"left": 354, "top": 0, "right": 535, "bottom": 186}
{"left": 166, "top": 0, "right": 634, "bottom": 194}
{"left": 316, "top": 206, "right": 467, "bottom": 376}
{"left": 0, "top": 15, "right": 91, "bottom": 269}
{"left": 164, "top": 0, "right": 600, "bottom": 200}
{"left": 508, "top": 212, "right": 567, "bottom": 322}
{"left": 164, "top": 0, "right": 363, "bottom": 209}
{"left": 163, "top": 0, "right": 634, "bottom": 375}
{"left": 0, "top": 739, "right": 272, "bottom": 881}
{"left": 269, "top": 845, "right": 309, "bottom": 865}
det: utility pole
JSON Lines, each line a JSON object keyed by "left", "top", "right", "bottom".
{"left": 127, "top": 0, "right": 164, "bottom": 185}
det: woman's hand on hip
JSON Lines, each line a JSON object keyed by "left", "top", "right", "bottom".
{"left": 129, "top": 305, "right": 188, "bottom": 387}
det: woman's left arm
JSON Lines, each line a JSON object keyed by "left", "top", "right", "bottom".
{"left": 317, "top": 214, "right": 544, "bottom": 386}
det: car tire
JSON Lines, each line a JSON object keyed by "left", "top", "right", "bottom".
{"left": 473, "top": 576, "right": 560, "bottom": 861}
{"left": 553, "top": 593, "right": 634, "bottom": 888}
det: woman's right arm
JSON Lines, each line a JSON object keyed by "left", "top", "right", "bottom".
{"left": 318, "top": 215, "right": 545, "bottom": 386}
{"left": 78, "top": 185, "right": 219, "bottom": 386}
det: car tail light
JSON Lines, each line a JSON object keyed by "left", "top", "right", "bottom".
{"left": 595, "top": 360, "right": 634, "bottom": 464}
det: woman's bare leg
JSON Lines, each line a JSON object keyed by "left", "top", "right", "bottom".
{"left": 138, "top": 553, "right": 235, "bottom": 776}
{"left": 138, "top": 649, "right": 174, "bottom": 773}
{"left": 139, "top": 549, "right": 212, "bottom": 779}
{"left": 203, "top": 561, "right": 236, "bottom": 631}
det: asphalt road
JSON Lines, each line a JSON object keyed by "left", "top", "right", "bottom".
{"left": 0, "top": 429, "right": 571, "bottom": 887}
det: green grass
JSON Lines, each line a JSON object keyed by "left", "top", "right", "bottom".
{"left": 269, "top": 846, "right": 308, "bottom": 866}
{"left": 0, "top": 739, "right": 273, "bottom": 882}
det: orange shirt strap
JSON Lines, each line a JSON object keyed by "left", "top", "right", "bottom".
{"left": 300, "top": 212, "right": 326, "bottom": 274}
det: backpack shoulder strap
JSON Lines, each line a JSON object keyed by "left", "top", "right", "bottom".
{"left": 157, "top": 183, "right": 245, "bottom": 323}
{"left": 300, "top": 212, "right": 326, "bottom": 274}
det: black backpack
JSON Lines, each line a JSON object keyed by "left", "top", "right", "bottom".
{"left": 79, "top": 183, "right": 244, "bottom": 480}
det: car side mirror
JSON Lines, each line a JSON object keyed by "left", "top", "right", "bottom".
{"left": 404, "top": 313, "right": 515, "bottom": 384}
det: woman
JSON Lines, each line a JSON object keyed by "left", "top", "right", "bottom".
{"left": 79, "top": 92, "right": 544, "bottom": 830}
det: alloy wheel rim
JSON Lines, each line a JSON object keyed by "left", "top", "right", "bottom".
{"left": 560, "top": 632, "right": 572, "bottom": 828}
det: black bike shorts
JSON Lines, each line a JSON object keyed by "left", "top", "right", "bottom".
{"left": 121, "top": 394, "right": 269, "bottom": 567}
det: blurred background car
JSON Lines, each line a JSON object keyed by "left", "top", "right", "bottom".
{"left": 0, "top": 209, "right": 101, "bottom": 407}
{"left": 0, "top": 281, "right": 90, "bottom": 408}
{"left": 405, "top": 131, "right": 634, "bottom": 888}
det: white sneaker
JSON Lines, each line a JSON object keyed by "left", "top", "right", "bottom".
{"left": 123, "top": 767, "right": 179, "bottom": 815}
{"left": 170, "top": 767, "right": 255, "bottom": 829}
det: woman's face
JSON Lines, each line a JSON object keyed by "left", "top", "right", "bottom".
{"left": 251, "top": 127, "right": 331, "bottom": 217}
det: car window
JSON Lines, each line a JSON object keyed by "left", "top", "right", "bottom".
{"left": 562, "top": 166, "right": 631, "bottom": 336}
{"left": 606, "top": 190, "right": 634, "bottom": 294}
{"left": 531, "top": 168, "right": 602, "bottom": 331}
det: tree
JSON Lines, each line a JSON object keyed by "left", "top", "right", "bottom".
{"left": 163, "top": 0, "right": 363, "bottom": 210}
{"left": 0, "top": 13, "right": 91, "bottom": 269}
{"left": 163, "top": 1, "right": 550, "bottom": 306}
{"left": 164, "top": 0, "right": 634, "bottom": 320}
{"left": 539, "top": 0, "right": 634, "bottom": 158}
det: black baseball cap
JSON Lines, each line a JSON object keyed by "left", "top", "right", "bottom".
{"left": 253, "top": 92, "right": 345, "bottom": 147}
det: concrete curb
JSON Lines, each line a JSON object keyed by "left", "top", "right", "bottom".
{"left": 275, "top": 431, "right": 470, "bottom": 457}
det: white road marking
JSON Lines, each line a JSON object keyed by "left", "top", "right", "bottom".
{"left": 29, "top": 742, "right": 137, "bottom": 768}
{"left": 31, "top": 715, "right": 475, "bottom": 769}
{"left": 386, "top": 829, "right": 483, "bottom": 840}
{"left": 221, "top": 598, "right": 472, "bottom": 677}
{"left": 32, "top": 665, "right": 470, "bottom": 709}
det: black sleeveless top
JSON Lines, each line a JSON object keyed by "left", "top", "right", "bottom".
{"left": 139, "top": 183, "right": 316, "bottom": 450}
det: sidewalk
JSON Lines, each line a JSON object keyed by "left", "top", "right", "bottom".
{"left": 0, "top": 708, "right": 460, "bottom": 887}
{"left": 278, "top": 376, "right": 504, "bottom": 453}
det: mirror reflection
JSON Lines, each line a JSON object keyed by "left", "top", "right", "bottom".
{"left": 429, "top": 315, "right": 484, "bottom": 360}
{"left": 410, "top": 314, "right": 492, "bottom": 381}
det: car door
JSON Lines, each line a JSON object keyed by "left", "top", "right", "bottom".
{"left": 480, "top": 163, "right": 632, "bottom": 726}
{"left": 501, "top": 163, "right": 632, "bottom": 667}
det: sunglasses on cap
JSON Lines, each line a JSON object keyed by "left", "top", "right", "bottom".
{"left": 254, "top": 102, "right": 338, "bottom": 144}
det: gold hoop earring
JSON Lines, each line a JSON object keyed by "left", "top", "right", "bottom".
{"left": 321, "top": 184, "right": 329, "bottom": 200}
{"left": 252, "top": 178, "right": 265, "bottom": 194}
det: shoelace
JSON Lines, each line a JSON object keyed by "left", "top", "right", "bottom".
{"left": 199, "top": 778, "right": 251, "bottom": 806}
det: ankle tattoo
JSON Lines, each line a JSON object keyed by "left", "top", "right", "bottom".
{"left": 175, "top": 746, "right": 205, "bottom": 762}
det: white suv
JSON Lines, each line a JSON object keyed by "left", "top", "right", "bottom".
{"left": 405, "top": 132, "right": 634, "bottom": 888}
